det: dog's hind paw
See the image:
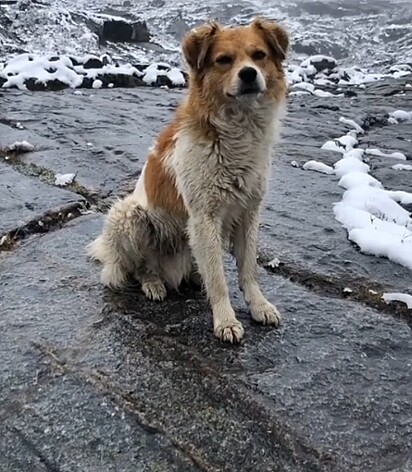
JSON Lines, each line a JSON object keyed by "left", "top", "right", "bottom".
{"left": 142, "top": 279, "right": 167, "bottom": 301}
{"left": 214, "top": 319, "right": 244, "bottom": 343}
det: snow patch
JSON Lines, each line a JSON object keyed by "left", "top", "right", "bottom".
{"left": 392, "top": 164, "right": 412, "bottom": 171}
{"left": 382, "top": 292, "right": 412, "bottom": 309}
{"left": 55, "top": 173, "right": 76, "bottom": 186}
{"left": 302, "top": 160, "right": 334, "bottom": 175}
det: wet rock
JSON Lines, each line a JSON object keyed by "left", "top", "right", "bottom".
{"left": 0, "top": 215, "right": 411, "bottom": 471}
{"left": 100, "top": 19, "right": 151, "bottom": 43}
{"left": 0, "top": 162, "right": 84, "bottom": 237}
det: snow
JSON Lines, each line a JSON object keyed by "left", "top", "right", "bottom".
{"left": 0, "top": 54, "right": 83, "bottom": 90}
{"left": 339, "top": 117, "right": 364, "bottom": 134}
{"left": 334, "top": 156, "right": 369, "bottom": 178}
{"left": 392, "top": 164, "right": 412, "bottom": 171}
{"left": 7, "top": 140, "right": 34, "bottom": 152}
{"left": 390, "top": 110, "right": 412, "bottom": 122}
{"left": 365, "top": 148, "right": 407, "bottom": 160}
{"left": 302, "top": 160, "right": 334, "bottom": 174}
{"left": 338, "top": 172, "right": 382, "bottom": 190}
{"left": 382, "top": 292, "right": 412, "bottom": 309}
{"left": 0, "top": 53, "right": 185, "bottom": 90}
{"left": 321, "top": 140, "right": 347, "bottom": 154}
{"left": 313, "top": 89, "right": 334, "bottom": 98}
{"left": 167, "top": 67, "right": 186, "bottom": 86}
{"left": 266, "top": 257, "right": 281, "bottom": 269}
{"left": 291, "top": 82, "right": 315, "bottom": 93}
{"left": 307, "top": 113, "right": 412, "bottom": 272}
{"left": 55, "top": 173, "right": 76, "bottom": 186}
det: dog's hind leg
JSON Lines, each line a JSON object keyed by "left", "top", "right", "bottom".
{"left": 88, "top": 195, "right": 147, "bottom": 289}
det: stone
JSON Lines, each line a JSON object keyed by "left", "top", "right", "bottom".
{"left": 100, "top": 19, "right": 150, "bottom": 43}
{"left": 0, "top": 162, "right": 84, "bottom": 238}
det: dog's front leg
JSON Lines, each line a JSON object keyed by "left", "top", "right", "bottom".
{"left": 233, "top": 209, "right": 281, "bottom": 327}
{"left": 188, "top": 214, "right": 244, "bottom": 343}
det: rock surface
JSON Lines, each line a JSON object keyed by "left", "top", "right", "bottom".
{"left": 1, "top": 77, "right": 412, "bottom": 471}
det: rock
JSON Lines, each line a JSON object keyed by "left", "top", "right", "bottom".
{"left": 24, "top": 78, "right": 69, "bottom": 91}
{"left": 100, "top": 19, "right": 150, "bottom": 43}
{"left": 83, "top": 57, "right": 103, "bottom": 69}
{"left": 301, "top": 55, "right": 338, "bottom": 73}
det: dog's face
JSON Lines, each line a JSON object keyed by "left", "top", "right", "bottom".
{"left": 183, "top": 18, "right": 288, "bottom": 105}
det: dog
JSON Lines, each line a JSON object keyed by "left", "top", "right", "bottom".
{"left": 88, "top": 18, "right": 289, "bottom": 343}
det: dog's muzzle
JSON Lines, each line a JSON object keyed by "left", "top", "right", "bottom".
{"left": 226, "top": 66, "right": 265, "bottom": 100}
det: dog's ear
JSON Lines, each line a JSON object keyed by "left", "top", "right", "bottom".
{"left": 182, "top": 22, "right": 221, "bottom": 72}
{"left": 252, "top": 18, "right": 289, "bottom": 61}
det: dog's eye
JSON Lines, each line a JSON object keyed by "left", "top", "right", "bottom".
{"left": 216, "top": 55, "right": 233, "bottom": 65}
{"left": 252, "top": 50, "right": 266, "bottom": 61}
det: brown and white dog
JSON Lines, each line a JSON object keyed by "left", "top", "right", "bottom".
{"left": 88, "top": 18, "right": 289, "bottom": 343}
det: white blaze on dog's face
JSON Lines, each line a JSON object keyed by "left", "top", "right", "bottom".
{"left": 183, "top": 18, "right": 289, "bottom": 106}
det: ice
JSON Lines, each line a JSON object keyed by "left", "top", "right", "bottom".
{"left": 92, "top": 79, "right": 103, "bottom": 89}
{"left": 302, "top": 160, "right": 334, "bottom": 174}
{"left": 382, "top": 292, "right": 412, "bottom": 309}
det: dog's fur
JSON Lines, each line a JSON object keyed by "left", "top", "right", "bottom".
{"left": 88, "top": 18, "right": 289, "bottom": 342}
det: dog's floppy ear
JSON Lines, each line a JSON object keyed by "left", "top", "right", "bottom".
{"left": 252, "top": 18, "right": 289, "bottom": 61}
{"left": 182, "top": 22, "right": 221, "bottom": 71}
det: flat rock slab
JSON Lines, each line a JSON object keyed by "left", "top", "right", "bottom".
{"left": 1, "top": 88, "right": 179, "bottom": 197}
{"left": 1, "top": 215, "right": 411, "bottom": 471}
{"left": 2, "top": 83, "right": 411, "bottom": 291}
{"left": 0, "top": 162, "right": 84, "bottom": 236}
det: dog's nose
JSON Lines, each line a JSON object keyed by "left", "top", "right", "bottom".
{"left": 238, "top": 67, "right": 257, "bottom": 83}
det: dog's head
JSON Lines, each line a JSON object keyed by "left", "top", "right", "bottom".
{"left": 182, "top": 18, "right": 288, "bottom": 106}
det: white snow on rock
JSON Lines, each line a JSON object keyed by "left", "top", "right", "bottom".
{"left": 0, "top": 53, "right": 186, "bottom": 90}
{"left": 313, "top": 89, "right": 334, "bottom": 98}
{"left": 0, "top": 54, "right": 83, "bottom": 90}
{"left": 392, "top": 164, "right": 412, "bottom": 171}
{"left": 382, "top": 292, "right": 412, "bottom": 309}
{"left": 141, "top": 63, "right": 187, "bottom": 86}
{"left": 55, "top": 173, "right": 76, "bottom": 186}
{"left": 7, "top": 140, "right": 34, "bottom": 152}
{"left": 302, "top": 160, "right": 335, "bottom": 174}
{"left": 365, "top": 148, "right": 407, "bottom": 160}
{"left": 334, "top": 156, "right": 370, "bottom": 178}
{"left": 339, "top": 117, "right": 364, "bottom": 134}
{"left": 167, "top": 67, "right": 186, "bottom": 86}
{"left": 390, "top": 110, "right": 412, "bottom": 122}
{"left": 321, "top": 140, "right": 347, "bottom": 154}
{"left": 306, "top": 113, "right": 412, "bottom": 272}
{"left": 338, "top": 172, "right": 382, "bottom": 190}
{"left": 291, "top": 82, "right": 315, "bottom": 93}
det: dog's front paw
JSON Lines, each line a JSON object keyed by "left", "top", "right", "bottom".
{"left": 142, "top": 280, "right": 167, "bottom": 301}
{"left": 214, "top": 319, "right": 244, "bottom": 343}
{"left": 250, "top": 301, "right": 281, "bottom": 327}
